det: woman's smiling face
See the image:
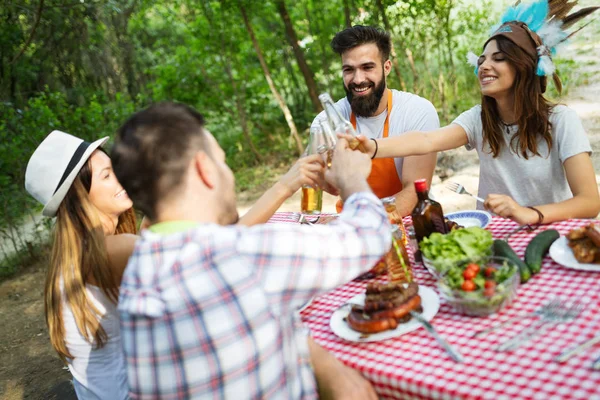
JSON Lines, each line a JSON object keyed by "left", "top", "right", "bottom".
{"left": 478, "top": 39, "right": 517, "bottom": 100}
{"left": 88, "top": 150, "right": 133, "bottom": 218}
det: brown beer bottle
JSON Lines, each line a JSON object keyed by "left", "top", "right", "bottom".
{"left": 411, "top": 179, "right": 447, "bottom": 260}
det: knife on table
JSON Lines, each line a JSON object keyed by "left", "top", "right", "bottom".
{"left": 555, "top": 334, "right": 600, "bottom": 363}
{"left": 410, "top": 311, "right": 464, "bottom": 363}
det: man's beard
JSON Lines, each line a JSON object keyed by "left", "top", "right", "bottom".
{"left": 345, "top": 73, "right": 386, "bottom": 118}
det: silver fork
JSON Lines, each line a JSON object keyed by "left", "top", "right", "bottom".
{"left": 445, "top": 181, "right": 485, "bottom": 203}
{"left": 472, "top": 297, "right": 562, "bottom": 338}
{"left": 496, "top": 299, "right": 585, "bottom": 352}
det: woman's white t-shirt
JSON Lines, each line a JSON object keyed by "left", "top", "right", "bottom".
{"left": 452, "top": 104, "right": 591, "bottom": 209}
{"left": 62, "top": 285, "right": 128, "bottom": 400}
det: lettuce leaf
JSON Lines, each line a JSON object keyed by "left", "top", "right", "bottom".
{"left": 420, "top": 227, "right": 493, "bottom": 264}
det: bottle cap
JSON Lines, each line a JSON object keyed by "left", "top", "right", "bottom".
{"left": 414, "top": 179, "right": 428, "bottom": 192}
{"left": 318, "top": 93, "right": 333, "bottom": 103}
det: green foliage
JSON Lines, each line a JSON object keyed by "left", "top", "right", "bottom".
{"left": 0, "top": 89, "right": 140, "bottom": 275}
{"left": 1, "top": 0, "right": 594, "bottom": 275}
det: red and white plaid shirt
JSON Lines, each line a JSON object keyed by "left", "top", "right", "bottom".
{"left": 118, "top": 192, "right": 390, "bottom": 399}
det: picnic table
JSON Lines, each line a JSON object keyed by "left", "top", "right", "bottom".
{"left": 268, "top": 212, "right": 600, "bottom": 400}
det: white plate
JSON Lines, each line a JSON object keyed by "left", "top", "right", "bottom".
{"left": 329, "top": 285, "right": 440, "bottom": 343}
{"left": 549, "top": 236, "right": 600, "bottom": 272}
{"left": 445, "top": 210, "right": 491, "bottom": 229}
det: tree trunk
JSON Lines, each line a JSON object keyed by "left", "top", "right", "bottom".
{"left": 200, "top": 1, "right": 261, "bottom": 164}
{"left": 443, "top": 1, "right": 457, "bottom": 102}
{"left": 374, "top": 0, "right": 407, "bottom": 91}
{"left": 343, "top": 0, "right": 352, "bottom": 27}
{"left": 10, "top": 0, "right": 45, "bottom": 64}
{"left": 240, "top": 5, "right": 303, "bottom": 155}
{"left": 307, "top": 0, "right": 334, "bottom": 94}
{"left": 218, "top": 46, "right": 262, "bottom": 162}
{"left": 421, "top": 44, "right": 439, "bottom": 104}
{"left": 282, "top": 47, "right": 303, "bottom": 97}
{"left": 275, "top": 0, "right": 321, "bottom": 112}
{"left": 438, "top": 72, "right": 448, "bottom": 122}
{"left": 405, "top": 48, "right": 419, "bottom": 95}
{"left": 112, "top": 0, "right": 139, "bottom": 98}
{"left": 225, "top": 63, "right": 263, "bottom": 163}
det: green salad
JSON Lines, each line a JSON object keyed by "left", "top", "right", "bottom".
{"left": 438, "top": 257, "right": 520, "bottom": 317}
{"left": 420, "top": 227, "right": 493, "bottom": 274}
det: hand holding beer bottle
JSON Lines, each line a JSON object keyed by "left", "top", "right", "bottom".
{"left": 278, "top": 154, "right": 323, "bottom": 197}
{"left": 325, "top": 139, "right": 372, "bottom": 202}
{"left": 335, "top": 133, "right": 376, "bottom": 159}
{"left": 318, "top": 93, "right": 368, "bottom": 153}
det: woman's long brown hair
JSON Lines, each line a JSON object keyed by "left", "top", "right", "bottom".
{"left": 46, "top": 151, "right": 137, "bottom": 362}
{"left": 480, "top": 36, "right": 562, "bottom": 159}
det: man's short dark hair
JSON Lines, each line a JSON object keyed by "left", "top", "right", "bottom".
{"left": 111, "top": 102, "right": 208, "bottom": 221}
{"left": 331, "top": 25, "right": 391, "bottom": 61}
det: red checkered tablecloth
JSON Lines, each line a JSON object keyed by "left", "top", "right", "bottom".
{"left": 269, "top": 213, "right": 600, "bottom": 399}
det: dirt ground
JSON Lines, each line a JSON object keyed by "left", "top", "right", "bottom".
{"left": 0, "top": 260, "right": 76, "bottom": 400}
{"left": 2, "top": 20, "right": 599, "bottom": 400}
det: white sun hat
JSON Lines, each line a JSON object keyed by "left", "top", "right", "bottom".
{"left": 25, "top": 130, "right": 109, "bottom": 217}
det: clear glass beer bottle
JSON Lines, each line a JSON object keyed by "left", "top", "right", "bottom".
{"left": 318, "top": 92, "right": 367, "bottom": 153}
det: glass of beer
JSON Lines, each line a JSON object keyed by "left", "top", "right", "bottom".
{"left": 301, "top": 185, "right": 323, "bottom": 214}
{"left": 300, "top": 126, "right": 326, "bottom": 215}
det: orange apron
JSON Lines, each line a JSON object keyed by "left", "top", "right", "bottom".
{"left": 336, "top": 90, "right": 403, "bottom": 212}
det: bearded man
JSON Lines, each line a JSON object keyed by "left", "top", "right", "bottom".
{"left": 313, "top": 25, "right": 440, "bottom": 216}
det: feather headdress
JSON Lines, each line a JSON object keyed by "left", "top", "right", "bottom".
{"left": 467, "top": 0, "right": 598, "bottom": 87}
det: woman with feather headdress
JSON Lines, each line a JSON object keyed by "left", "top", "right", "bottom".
{"left": 345, "top": 0, "right": 600, "bottom": 225}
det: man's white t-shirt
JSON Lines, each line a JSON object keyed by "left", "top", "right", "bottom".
{"left": 452, "top": 104, "right": 591, "bottom": 209}
{"left": 311, "top": 89, "right": 440, "bottom": 180}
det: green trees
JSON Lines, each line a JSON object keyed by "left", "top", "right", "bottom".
{"left": 1, "top": 0, "right": 499, "bottom": 272}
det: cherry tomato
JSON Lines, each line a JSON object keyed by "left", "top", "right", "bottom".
{"left": 484, "top": 287, "right": 495, "bottom": 297}
{"left": 484, "top": 266, "right": 497, "bottom": 278}
{"left": 484, "top": 280, "right": 496, "bottom": 289}
{"left": 466, "top": 263, "right": 480, "bottom": 274}
{"left": 463, "top": 269, "right": 477, "bottom": 280}
{"left": 461, "top": 280, "right": 476, "bottom": 291}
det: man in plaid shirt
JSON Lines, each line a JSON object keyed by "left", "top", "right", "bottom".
{"left": 111, "top": 102, "right": 390, "bottom": 399}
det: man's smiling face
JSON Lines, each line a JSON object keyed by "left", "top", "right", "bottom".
{"left": 341, "top": 43, "right": 391, "bottom": 117}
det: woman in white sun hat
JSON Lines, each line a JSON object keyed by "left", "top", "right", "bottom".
{"left": 25, "top": 130, "right": 137, "bottom": 399}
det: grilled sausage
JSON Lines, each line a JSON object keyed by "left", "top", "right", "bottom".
{"left": 347, "top": 295, "right": 422, "bottom": 334}
{"left": 346, "top": 312, "right": 398, "bottom": 334}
